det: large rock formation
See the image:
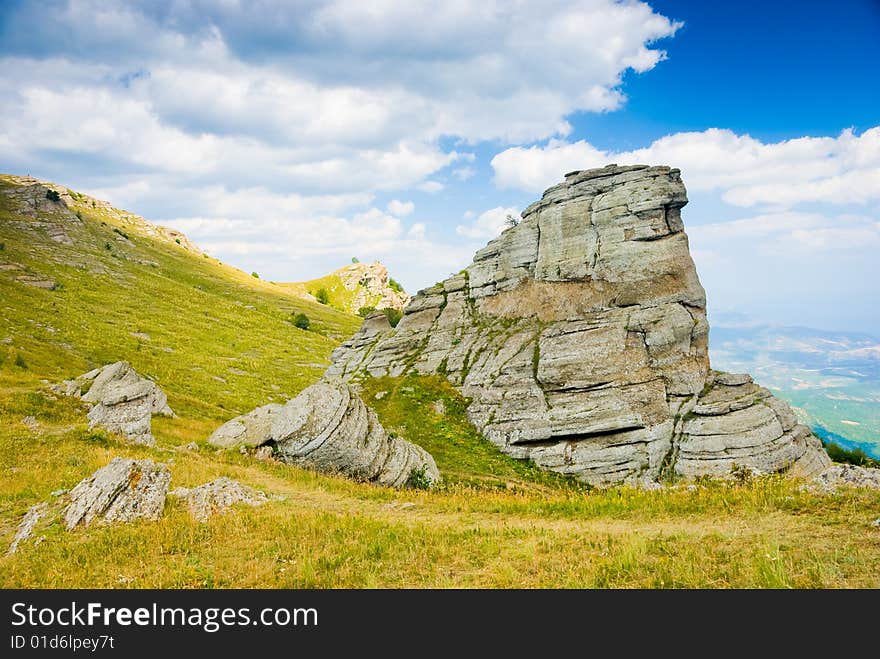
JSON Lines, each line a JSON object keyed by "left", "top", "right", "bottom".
{"left": 208, "top": 378, "right": 440, "bottom": 488}
{"left": 53, "top": 361, "right": 174, "bottom": 446}
{"left": 329, "top": 164, "right": 831, "bottom": 486}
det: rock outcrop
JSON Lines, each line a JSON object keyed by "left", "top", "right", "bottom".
{"left": 329, "top": 164, "right": 832, "bottom": 486}
{"left": 54, "top": 361, "right": 174, "bottom": 446}
{"left": 170, "top": 477, "right": 268, "bottom": 522}
{"left": 64, "top": 458, "right": 171, "bottom": 529}
{"left": 208, "top": 378, "right": 440, "bottom": 488}
{"left": 334, "top": 261, "right": 410, "bottom": 312}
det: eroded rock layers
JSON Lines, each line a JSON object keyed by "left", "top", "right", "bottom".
{"left": 208, "top": 378, "right": 440, "bottom": 488}
{"left": 329, "top": 164, "right": 830, "bottom": 486}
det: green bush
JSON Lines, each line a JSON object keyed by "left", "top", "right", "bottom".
{"left": 45, "top": 189, "right": 61, "bottom": 202}
{"left": 292, "top": 313, "right": 310, "bottom": 330}
{"left": 822, "top": 440, "right": 879, "bottom": 467}
{"left": 0, "top": 242, "right": 5, "bottom": 250}
{"left": 406, "top": 463, "right": 433, "bottom": 490}
{"left": 388, "top": 277, "right": 404, "bottom": 294}
{"left": 357, "top": 306, "right": 377, "bottom": 317}
{"left": 383, "top": 307, "right": 403, "bottom": 327}
{"left": 314, "top": 287, "right": 330, "bottom": 305}
{"left": 14, "top": 353, "right": 27, "bottom": 369}
{"left": 351, "top": 257, "right": 359, "bottom": 263}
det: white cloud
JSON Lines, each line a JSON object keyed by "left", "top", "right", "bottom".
{"left": 452, "top": 166, "right": 476, "bottom": 181}
{"left": 456, "top": 207, "right": 522, "bottom": 240}
{"left": 689, "top": 212, "right": 880, "bottom": 255}
{"left": 387, "top": 199, "right": 415, "bottom": 217}
{"left": 417, "top": 181, "right": 444, "bottom": 193}
{"left": 491, "top": 126, "right": 880, "bottom": 209}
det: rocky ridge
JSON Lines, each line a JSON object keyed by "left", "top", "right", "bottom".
{"left": 0, "top": 174, "right": 203, "bottom": 255}
{"left": 329, "top": 164, "right": 833, "bottom": 486}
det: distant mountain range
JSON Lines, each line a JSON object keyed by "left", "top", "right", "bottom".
{"left": 708, "top": 314, "right": 880, "bottom": 457}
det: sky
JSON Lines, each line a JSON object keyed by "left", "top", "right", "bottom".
{"left": 1, "top": 0, "right": 878, "bottom": 332}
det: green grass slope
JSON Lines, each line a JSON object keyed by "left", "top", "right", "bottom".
{"left": 1, "top": 174, "right": 879, "bottom": 588}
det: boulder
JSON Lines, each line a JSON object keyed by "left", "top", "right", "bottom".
{"left": 328, "top": 164, "right": 833, "bottom": 486}
{"left": 53, "top": 361, "right": 173, "bottom": 446}
{"left": 170, "top": 477, "right": 268, "bottom": 522}
{"left": 64, "top": 457, "right": 170, "bottom": 529}
{"left": 208, "top": 378, "right": 440, "bottom": 488}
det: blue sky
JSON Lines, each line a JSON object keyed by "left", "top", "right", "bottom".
{"left": 1, "top": 1, "right": 878, "bottom": 332}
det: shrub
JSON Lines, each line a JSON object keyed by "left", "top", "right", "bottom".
{"left": 314, "top": 287, "right": 330, "bottom": 305}
{"left": 14, "top": 353, "right": 27, "bottom": 369}
{"left": 45, "top": 189, "right": 61, "bottom": 202}
{"left": 104, "top": 242, "right": 111, "bottom": 250}
{"left": 388, "top": 277, "right": 404, "bottom": 293}
{"left": 351, "top": 257, "right": 359, "bottom": 263}
{"left": 383, "top": 307, "right": 403, "bottom": 327}
{"left": 357, "top": 306, "right": 377, "bottom": 317}
{"left": 406, "top": 463, "right": 433, "bottom": 490}
{"left": 0, "top": 242, "right": 4, "bottom": 250}
{"left": 292, "top": 313, "right": 310, "bottom": 330}
{"left": 822, "top": 440, "right": 879, "bottom": 468}
{"left": 113, "top": 227, "right": 130, "bottom": 240}
{"left": 251, "top": 272, "right": 260, "bottom": 278}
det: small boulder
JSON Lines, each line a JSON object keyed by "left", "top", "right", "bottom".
{"left": 64, "top": 457, "right": 171, "bottom": 529}
{"left": 170, "top": 477, "right": 268, "bottom": 522}
{"left": 6, "top": 503, "right": 47, "bottom": 555}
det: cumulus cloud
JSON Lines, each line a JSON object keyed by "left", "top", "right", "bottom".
{"left": 491, "top": 126, "right": 880, "bottom": 209}
{"left": 387, "top": 199, "right": 415, "bottom": 217}
{"left": 456, "top": 207, "right": 522, "bottom": 240}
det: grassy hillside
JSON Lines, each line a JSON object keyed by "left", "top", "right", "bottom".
{"left": 1, "top": 175, "right": 879, "bottom": 588}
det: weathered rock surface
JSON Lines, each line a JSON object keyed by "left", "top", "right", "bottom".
{"left": 170, "top": 477, "right": 268, "bottom": 522}
{"left": 53, "top": 361, "right": 174, "bottom": 446}
{"left": 333, "top": 261, "right": 410, "bottom": 312}
{"left": 329, "top": 164, "right": 832, "bottom": 486}
{"left": 6, "top": 503, "right": 47, "bottom": 555}
{"left": 64, "top": 457, "right": 170, "bottom": 529}
{"left": 208, "top": 378, "right": 440, "bottom": 488}
{"left": 807, "top": 464, "right": 880, "bottom": 492}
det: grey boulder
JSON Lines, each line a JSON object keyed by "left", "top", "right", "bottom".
{"left": 208, "top": 378, "right": 440, "bottom": 488}
{"left": 170, "top": 477, "right": 268, "bottom": 522}
{"left": 54, "top": 361, "right": 174, "bottom": 446}
{"left": 64, "top": 457, "right": 171, "bottom": 529}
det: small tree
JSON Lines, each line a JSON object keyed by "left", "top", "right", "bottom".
{"left": 504, "top": 213, "right": 520, "bottom": 229}
{"left": 388, "top": 277, "right": 404, "bottom": 293}
{"left": 292, "top": 313, "right": 310, "bottom": 330}
{"left": 45, "top": 189, "right": 61, "bottom": 202}
{"left": 314, "top": 287, "right": 330, "bottom": 305}
{"left": 251, "top": 272, "right": 260, "bottom": 278}
{"left": 351, "top": 256, "right": 360, "bottom": 263}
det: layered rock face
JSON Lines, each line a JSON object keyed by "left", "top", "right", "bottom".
{"left": 209, "top": 378, "right": 440, "bottom": 488}
{"left": 330, "top": 164, "right": 830, "bottom": 486}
